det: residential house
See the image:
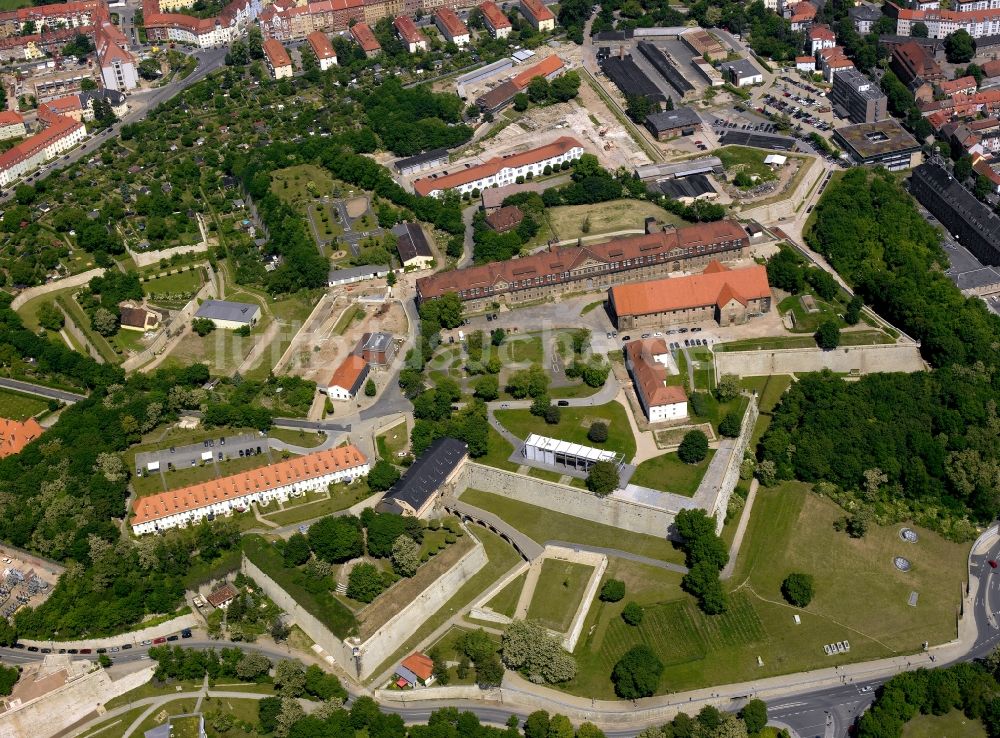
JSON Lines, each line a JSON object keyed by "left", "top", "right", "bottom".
{"left": 326, "top": 354, "right": 370, "bottom": 400}
{"left": 624, "top": 339, "right": 688, "bottom": 423}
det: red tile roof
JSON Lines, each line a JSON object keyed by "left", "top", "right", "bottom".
{"left": 263, "top": 38, "right": 292, "bottom": 68}
{"left": 131, "top": 445, "right": 369, "bottom": 526}
{"left": 512, "top": 54, "right": 564, "bottom": 87}
{"left": 939, "top": 76, "right": 977, "bottom": 96}
{"left": 329, "top": 353, "right": 368, "bottom": 391}
{"left": 435, "top": 7, "right": 468, "bottom": 38}
{"left": 808, "top": 25, "right": 835, "bottom": 40}
{"left": 610, "top": 262, "right": 771, "bottom": 317}
{"left": 625, "top": 340, "right": 688, "bottom": 409}
{"left": 520, "top": 0, "right": 553, "bottom": 22}
{"left": 0, "top": 112, "right": 23, "bottom": 126}
{"left": 400, "top": 652, "right": 434, "bottom": 681}
{"left": 0, "top": 417, "right": 43, "bottom": 458}
{"left": 479, "top": 1, "right": 510, "bottom": 29}
{"left": 485, "top": 205, "right": 524, "bottom": 232}
{"left": 206, "top": 583, "right": 239, "bottom": 607}
{"left": 790, "top": 1, "right": 817, "bottom": 22}
{"left": 352, "top": 22, "right": 380, "bottom": 52}
{"left": 307, "top": 30, "right": 337, "bottom": 60}
{"left": 413, "top": 135, "right": 580, "bottom": 196}
{"left": 418, "top": 220, "right": 748, "bottom": 301}
{"left": 394, "top": 15, "right": 425, "bottom": 44}
{"left": 0, "top": 115, "right": 83, "bottom": 172}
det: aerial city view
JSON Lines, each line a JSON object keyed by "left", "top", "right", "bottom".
{"left": 2, "top": 0, "right": 1000, "bottom": 734}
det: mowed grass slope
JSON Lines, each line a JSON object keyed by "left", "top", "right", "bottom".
{"left": 0, "top": 389, "right": 48, "bottom": 421}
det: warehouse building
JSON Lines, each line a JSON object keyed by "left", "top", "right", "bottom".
{"left": 644, "top": 107, "right": 702, "bottom": 140}
{"left": 194, "top": 300, "right": 261, "bottom": 330}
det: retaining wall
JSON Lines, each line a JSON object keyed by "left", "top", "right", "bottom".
{"left": 715, "top": 342, "right": 924, "bottom": 377}
{"left": 456, "top": 463, "right": 677, "bottom": 538}
{"left": 127, "top": 242, "right": 208, "bottom": 269}
{"left": 10, "top": 268, "right": 105, "bottom": 310}
{"left": 19, "top": 613, "right": 200, "bottom": 650}
{"left": 243, "top": 529, "right": 488, "bottom": 680}
{"left": 708, "top": 396, "right": 758, "bottom": 533}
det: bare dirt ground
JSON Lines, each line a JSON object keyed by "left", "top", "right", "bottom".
{"left": 345, "top": 196, "right": 369, "bottom": 219}
{"left": 287, "top": 295, "right": 407, "bottom": 385}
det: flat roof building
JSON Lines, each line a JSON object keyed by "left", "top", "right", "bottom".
{"left": 832, "top": 119, "right": 922, "bottom": 170}
{"left": 394, "top": 147, "right": 450, "bottom": 176}
{"left": 376, "top": 437, "right": 468, "bottom": 518}
{"left": 355, "top": 331, "right": 396, "bottom": 365}
{"left": 194, "top": 300, "right": 261, "bottom": 329}
{"left": 522, "top": 433, "right": 625, "bottom": 473}
{"left": 831, "top": 68, "right": 887, "bottom": 124}
{"left": 721, "top": 58, "right": 763, "bottom": 87}
{"left": 328, "top": 263, "right": 390, "bottom": 287}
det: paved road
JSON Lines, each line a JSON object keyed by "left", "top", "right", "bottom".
{"left": 545, "top": 541, "right": 687, "bottom": 574}
{"left": 0, "top": 378, "right": 86, "bottom": 403}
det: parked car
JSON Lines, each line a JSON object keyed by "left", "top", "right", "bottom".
{"left": 181, "top": 629, "right": 192, "bottom": 639}
{"left": 79, "top": 649, "right": 91, "bottom": 654}
{"left": 166, "top": 635, "right": 179, "bottom": 642}
{"left": 122, "top": 644, "right": 133, "bottom": 649}
{"left": 26, "top": 646, "right": 38, "bottom": 652}
{"left": 557, "top": 400, "right": 569, "bottom": 407}
{"left": 152, "top": 637, "right": 166, "bottom": 644}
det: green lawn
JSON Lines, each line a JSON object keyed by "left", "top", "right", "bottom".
{"left": 367, "top": 526, "right": 522, "bottom": 683}
{"left": 271, "top": 164, "right": 336, "bottom": 205}
{"left": 548, "top": 381, "right": 602, "bottom": 399}
{"left": 428, "top": 626, "right": 501, "bottom": 686}
{"left": 459, "top": 488, "right": 685, "bottom": 565}
{"left": 495, "top": 401, "right": 636, "bottom": 460}
{"left": 630, "top": 450, "right": 715, "bottom": 497}
{"left": 0, "top": 388, "right": 48, "bottom": 421}
{"left": 479, "top": 424, "right": 518, "bottom": 471}
{"left": 333, "top": 306, "right": 365, "bottom": 336}
{"left": 717, "top": 330, "right": 894, "bottom": 352}
{"left": 142, "top": 268, "right": 204, "bottom": 303}
{"left": 718, "top": 145, "right": 778, "bottom": 184}
{"left": 778, "top": 290, "right": 844, "bottom": 333}
{"left": 901, "top": 711, "right": 987, "bottom": 738}
{"left": 527, "top": 559, "right": 594, "bottom": 632}
{"left": 528, "top": 467, "right": 564, "bottom": 482}
{"left": 376, "top": 421, "right": 408, "bottom": 459}
{"left": 0, "top": 0, "right": 30, "bottom": 9}
{"left": 268, "top": 428, "right": 326, "bottom": 448}
{"left": 486, "top": 572, "right": 527, "bottom": 618}
{"left": 261, "top": 481, "right": 371, "bottom": 525}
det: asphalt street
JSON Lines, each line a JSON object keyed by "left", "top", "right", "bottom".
{"left": 0, "top": 378, "right": 85, "bottom": 403}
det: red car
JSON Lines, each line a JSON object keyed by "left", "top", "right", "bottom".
{"left": 152, "top": 637, "right": 167, "bottom": 644}
{"left": 989, "top": 560, "right": 998, "bottom": 569}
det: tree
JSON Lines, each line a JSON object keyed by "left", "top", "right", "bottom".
{"left": 235, "top": 652, "right": 271, "bottom": 681}
{"left": 475, "top": 655, "right": 504, "bottom": 688}
{"left": 282, "top": 533, "right": 311, "bottom": 567}
{"left": 588, "top": 421, "right": 608, "bottom": 443}
{"left": 92, "top": 307, "right": 118, "bottom": 337}
{"left": 955, "top": 155, "right": 974, "bottom": 182}
{"left": 193, "top": 318, "right": 216, "bottom": 336}
{"left": 274, "top": 659, "right": 306, "bottom": 697}
{"left": 308, "top": 515, "right": 363, "bottom": 563}
{"left": 37, "top": 302, "right": 64, "bottom": 332}
{"left": 945, "top": 29, "right": 975, "bottom": 63}
{"left": 741, "top": 699, "right": 768, "bottom": 734}
{"left": 678, "top": 430, "right": 709, "bottom": 464}
{"left": 346, "top": 562, "right": 387, "bottom": 602}
{"left": 577, "top": 723, "right": 607, "bottom": 738}
{"left": 304, "top": 664, "right": 346, "bottom": 700}
{"left": 548, "top": 715, "right": 575, "bottom": 738}
{"left": 601, "top": 579, "right": 626, "bottom": 602}
{"left": 391, "top": 534, "right": 420, "bottom": 577}
{"left": 716, "top": 374, "right": 741, "bottom": 402}
{"left": 845, "top": 295, "right": 863, "bottom": 325}
{"left": 524, "top": 711, "right": 551, "bottom": 738}
{"left": 782, "top": 573, "right": 814, "bottom": 607}
{"left": 367, "top": 459, "right": 401, "bottom": 492}
{"left": 611, "top": 645, "right": 663, "bottom": 699}
{"left": 513, "top": 93, "right": 530, "bottom": 111}
{"left": 625, "top": 94, "right": 653, "bottom": 123}
{"left": 622, "top": 602, "right": 644, "bottom": 626}
{"left": 138, "top": 58, "right": 161, "bottom": 79}
{"left": 501, "top": 620, "right": 576, "bottom": 684}
{"left": 364, "top": 378, "right": 376, "bottom": 397}
{"left": 911, "top": 21, "right": 929, "bottom": 37}
{"left": 491, "top": 328, "right": 506, "bottom": 346}
{"left": 587, "top": 460, "right": 619, "bottom": 496}
{"left": 814, "top": 320, "right": 840, "bottom": 350}
{"left": 473, "top": 374, "right": 499, "bottom": 401}
{"left": 259, "top": 695, "right": 282, "bottom": 733}
{"left": 719, "top": 410, "right": 742, "bottom": 438}
{"left": 98, "top": 653, "right": 111, "bottom": 667}
{"left": 544, "top": 405, "right": 561, "bottom": 425}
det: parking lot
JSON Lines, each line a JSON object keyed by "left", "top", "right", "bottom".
{"left": 135, "top": 432, "right": 269, "bottom": 479}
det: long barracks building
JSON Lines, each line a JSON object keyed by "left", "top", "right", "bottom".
{"left": 131, "top": 445, "right": 370, "bottom": 535}
{"left": 416, "top": 220, "right": 750, "bottom": 312}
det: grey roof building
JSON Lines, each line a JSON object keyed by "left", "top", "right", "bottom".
{"left": 721, "top": 59, "right": 763, "bottom": 86}
{"left": 376, "top": 437, "right": 468, "bottom": 517}
{"left": 655, "top": 174, "right": 717, "bottom": 202}
{"left": 328, "top": 264, "right": 391, "bottom": 287}
{"left": 392, "top": 222, "right": 434, "bottom": 267}
{"left": 644, "top": 107, "right": 703, "bottom": 140}
{"left": 848, "top": 2, "right": 882, "bottom": 34}
{"left": 194, "top": 300, "right": 261, "bottom": 327}
{"left": 394, "top": 148, "right": 450, "bottom": 176}
{"left": 832, "top": 119, "right": 921, "bottom": 171}
{"left": 831, "top": 68, "right": 887, "bottom": 124}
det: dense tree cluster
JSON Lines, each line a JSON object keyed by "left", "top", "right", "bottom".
{"left": 688, "top": 0, "right": 802, "bottom": 60}
{"left": 675, "top": 509, "right": 729, "bottom": 614}
{"left": 148, "top": 644, "right": 271, "bottom": 682}
{"left": 637, "top": 705, "right": 773, "bottom": 738}
{"left": 501, "top": 619, "right": 577, "bottom": 684}
{"left": 858, "top": 657, "right": 1000, "bottom": 738}
{"left": 361, "top": 79, "right": 472, "bottom": 156}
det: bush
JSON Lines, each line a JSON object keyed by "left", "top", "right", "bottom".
{"left": 782, "top": 572, "right": 814, "bottom": 607}
{"left": 346, "top": 562, "right": 391, "bottom": 603}
{"left": 600, "top": 579, "right": 625, "bottom": 602}
{"left": 193, "top": 317, "right": 216, "bottom": 336}
{"left": 544, "top": 405, "right": 561, "bottom": 424}
{"left": 815, "top": 320, "right": 840, "bottom": 350}
{"left": 587, "top": 421, "right": 608, "bottom": 443}
{"left": 718, "top": 410, "right": 741, "bottom": 438}
{"left": 678, "top": 430, "right": 708, "bottom": 464}
{"left": 621, "top": 602, "right": 644, "bottom": 626}
{"left": 611, "top": 645, "right": 663, "bottom": 699}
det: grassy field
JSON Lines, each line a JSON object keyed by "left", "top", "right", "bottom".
{"left": 631, "top": 450, "right": 715, "bottom": 497}
{"left": 460, "top": 488, "right": 685, "bottom": 565}
{"left": 527, "top": 559, "right": 595, "bottom": 632}
{"left": 495, "top": 401, "right": 636, "bottom": 460}
{"left": 486, "top": 572, "right": 527, "bottom": 617}
{"left": 480, "top": 424, "right": 518, "bottom": 471}
{"left": 716, "top": 330, "right": 895, "bottom": 352}
{"left": 0, "top": 388, "right": 48, "bottom": 421}
{"left": 901, "top": 711, "right": 986, "bottom": 738}
{"left": 268, "top": 428, "right": 326, "bottom": 447}
{"left": 142, "top": 268, "right": 204, "bottom": 307}
{"left": 271, "top": 164, "right": 336, "bottom": 206}
{"left": 718, "top": 146, "right": 778, "bottom": 184}
{"left": 556, "top": 481, "right": 969, "bottom": 696}
{"left": 0, "top": 0, "right": 30, "bottom": 8}
{"left": 367, "top": 526, "right": 522, "bottom": 682}
{"left": 333, "top": 306, "right": 365, "bottom": 336}
{"left": 531, "top": 200, "right": 684, "bottom": 247}
{"left": 778, "top": 290, "right": 844, "bottom": 333}
{"left": 376, "top": 421, "right": 408, "bottom": 459}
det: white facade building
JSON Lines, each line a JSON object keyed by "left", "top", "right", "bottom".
{"left": 0, "top": 116, "right": 85, "bottom": 187}
{"left": 131, "top": 445, "right": 370, "bottom": 535}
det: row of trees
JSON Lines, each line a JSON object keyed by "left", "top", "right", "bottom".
{"left": 676, "top": 509, "right": 729, "bottom": 614}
